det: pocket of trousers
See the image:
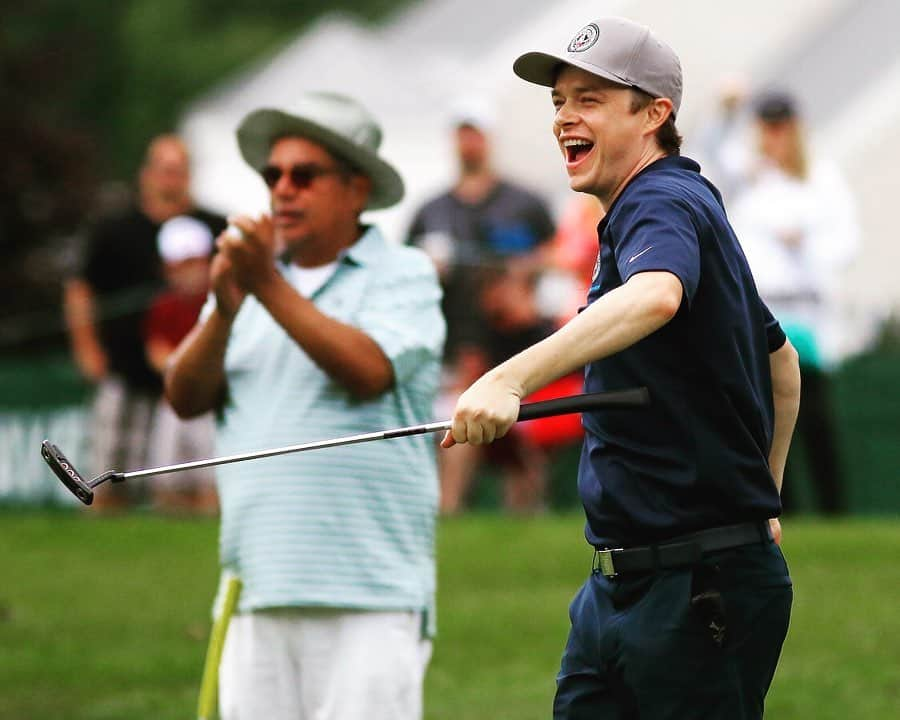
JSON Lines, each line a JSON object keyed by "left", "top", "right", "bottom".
{"left": 689, "top": 564, "right": 728, "bottom": 649}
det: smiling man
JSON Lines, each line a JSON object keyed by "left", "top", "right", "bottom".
{"left": 164, "top": 93, "right": 445, "bottom": 720}
{"left": 443, "top": 17, "right": 801, "bottom": 719}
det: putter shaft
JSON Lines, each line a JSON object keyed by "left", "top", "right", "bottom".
{"left": 43, "top": 388, "right": 650, "bottom": 504}
{"left": 123, "top": 420, "right": 452, "bottom": 480}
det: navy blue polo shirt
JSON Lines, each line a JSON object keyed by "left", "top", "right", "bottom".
{"left": 579, "top": 155, "right": 786, "bottom": 548}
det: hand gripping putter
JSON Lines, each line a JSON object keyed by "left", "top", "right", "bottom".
{"left": 42, "top": 388, "right": 650, "bottom": 505}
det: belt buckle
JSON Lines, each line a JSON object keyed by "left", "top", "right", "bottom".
{"left": 593, "top": 548, "right": 623, "bottom": 578}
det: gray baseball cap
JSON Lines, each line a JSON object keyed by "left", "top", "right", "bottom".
{"left": 513, "top": 17, "right": 683, "bottom": 115}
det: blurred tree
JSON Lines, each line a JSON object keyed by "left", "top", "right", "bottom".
{"left": 0, "top": 1, "right": 122, "bottom": 353}
{"left": 0, "top": 0, "right": 410, "bottom": 355}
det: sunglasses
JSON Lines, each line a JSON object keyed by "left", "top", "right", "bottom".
{"left": 260, "top": 163, "right": 343, "bottom": 190}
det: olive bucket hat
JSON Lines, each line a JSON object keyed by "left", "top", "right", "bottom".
{"left": 236, "top": 91, "right": 404, "bottom": 210}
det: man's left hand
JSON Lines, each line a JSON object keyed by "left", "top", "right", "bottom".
{"left": 769, "top": 518, "right": 782, "bottom": 546}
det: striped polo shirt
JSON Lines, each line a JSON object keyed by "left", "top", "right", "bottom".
{"left": 210, "top": 227, "right": 445, "bottom": 633}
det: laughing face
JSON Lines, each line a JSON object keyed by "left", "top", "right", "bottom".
{"left": 551, "top": 66, "right": 665, "bottom": 205}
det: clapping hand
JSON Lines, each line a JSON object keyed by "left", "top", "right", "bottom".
{"left": 217, "top": 215, "right": 279, "bottom": 295}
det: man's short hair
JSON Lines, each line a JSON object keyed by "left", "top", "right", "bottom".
{"left": 630, "top": 89, "right": 682, "bottom": 155}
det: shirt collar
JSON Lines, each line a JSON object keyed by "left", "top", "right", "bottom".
{"left": 276, "top": 224, "right": 384, "bottom": 271}
{"left": 597, "top": 154, "right": 701, "bottom": 235}
{"left": 338, "top": 224, "right": 384, "bottom": 267}
{"left": 624, "top": 154, "right": 701, "bottom": 189}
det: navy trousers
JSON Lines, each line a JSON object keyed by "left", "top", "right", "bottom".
{"left": 554, "top": 540, "right": 792, "bottom": 719}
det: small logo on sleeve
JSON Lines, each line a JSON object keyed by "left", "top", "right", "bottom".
{"left": 627, "top": 246, "right": 654, "bottom": 264}
{"left": 591, "top": 250, "right": 602, "bottom": 281}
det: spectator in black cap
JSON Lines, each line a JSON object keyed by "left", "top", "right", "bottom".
{"left": 755, "top": 90, "right": 798, "bottom": 123}
{"left": 731, "top": 89, "right": 861, "bottom": 515}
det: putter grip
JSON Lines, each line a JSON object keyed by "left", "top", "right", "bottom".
{"left": 517, "top": 388, "right": 650, "bottom": 422}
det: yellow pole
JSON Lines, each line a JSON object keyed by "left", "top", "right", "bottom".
{"left": 197, "top": 572, "right": 242, "bottom": 720}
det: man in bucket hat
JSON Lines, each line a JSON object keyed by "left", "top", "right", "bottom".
{"left": 165, "top": 92, "right": 445, "bottom": 720}
{"left": 443, "top": 17, "right": 800, "bottom": 719}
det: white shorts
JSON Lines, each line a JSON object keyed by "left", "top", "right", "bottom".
{"left": 219, "top": 608, "right": 432, "bottom": 720}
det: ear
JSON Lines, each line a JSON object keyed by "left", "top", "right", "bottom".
{"left": 645, "top": 98, "right": 674, "bottom": 135}
{"left": 347, "top": 174, "right": 373, "bottom": 214}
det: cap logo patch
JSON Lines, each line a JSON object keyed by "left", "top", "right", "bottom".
{"left": 568, "top": 23, "right": 600, "bottom": 53}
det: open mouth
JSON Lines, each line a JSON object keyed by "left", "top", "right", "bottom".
{"left": 563, "top": 138, "right": 594, "bottom": 165}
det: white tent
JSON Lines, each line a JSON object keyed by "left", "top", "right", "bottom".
{"left": 181, "top": 0, "right": 900, "bottom": 335}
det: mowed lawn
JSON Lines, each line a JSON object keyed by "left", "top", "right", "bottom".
{"left": 1, "top": 510, "right": 899, "bottom": 719}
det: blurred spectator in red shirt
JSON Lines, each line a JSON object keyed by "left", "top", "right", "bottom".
{"left": 143, "top": 215, "right": 218, "bottom": 515}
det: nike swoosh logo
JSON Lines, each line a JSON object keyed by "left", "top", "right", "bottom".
{"left": 628, "top": 246, "right": 653, "bottom": 263}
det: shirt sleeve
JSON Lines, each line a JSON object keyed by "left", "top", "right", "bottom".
{"left": 357, "top": 250, "right": 446, "bottom": 384}
{"left": 760, "top": 298, "right": 787, "bottom": 353}
{"left": 609, "top": 186, "right": 701, "bottom": 305}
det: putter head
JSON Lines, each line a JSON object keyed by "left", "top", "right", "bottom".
{"left": 41, "top": 440, "right": 95, "bottom": 505}
{"left": 40, "top": 441, "right": 124, "bottom": 506}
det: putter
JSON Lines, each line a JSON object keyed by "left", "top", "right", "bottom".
{"left": 42, "top": 388, "right": 649, "bottom": 505}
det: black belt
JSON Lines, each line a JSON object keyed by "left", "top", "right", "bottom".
{"left": 592, "top": 521, "right": 772, "bottom": 578}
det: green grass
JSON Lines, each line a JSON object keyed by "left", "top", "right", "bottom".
{"left": 2, "top": 511, "right": 899, "bottom": 719}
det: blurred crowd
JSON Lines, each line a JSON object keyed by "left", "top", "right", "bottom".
{"left": 62, "top": 136, "right": 225, "bottom": 514}
{"left": 58, "top": 80, "right": 862, "bottom": 517}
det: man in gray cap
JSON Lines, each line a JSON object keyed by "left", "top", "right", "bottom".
{"left": 443, "top": 17, "right": 800, "bottom": 719}
{"left": 165, "top": 92, "right": 445, "bottom": 720}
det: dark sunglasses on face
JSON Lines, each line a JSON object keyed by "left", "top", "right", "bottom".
{"left": 260, "top": 163, "right": 342, "bottom": 190}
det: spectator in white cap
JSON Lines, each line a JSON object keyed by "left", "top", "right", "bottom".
{"left": 164, "top": 91, "right": 445, "bottom": 720}
{"left": 444, "top": 16, "right": 800, "bottom": 720}
{"left": 158, "top": 214, "right": 215, "bottom": 263}
{"left": 145, "top": 215, "right": 215, "bottom": 374}
{"left": 143, "top": 214, "right": 218, "bottom": 515}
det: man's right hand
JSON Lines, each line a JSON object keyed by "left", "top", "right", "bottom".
{"left": 441, "top": 370, "right": 523, "bottom": 448}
